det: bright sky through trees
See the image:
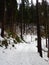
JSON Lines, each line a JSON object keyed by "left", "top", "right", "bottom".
{"left": 17, "top": 0, "right": 49, "bottom": 5}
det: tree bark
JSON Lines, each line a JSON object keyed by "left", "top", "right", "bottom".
{"left": 20, "top": 21, "right": 23, "bottom": 39}
{"left": 23, "top": 22, "right": 26, "bottom": 34}
{"left": 36, "top": 0, "right": 42, "bottom": 57}
{"left": 1, "top": 20, "right": 4, "bottom": 37}
{"left": 47, "top": 21, "right": 49, "bottom": 58}
{"left": 1, "top": 0, "right": 5, "bottom": 37}
{"left": 45, "top": 25, "right": 48, "bottom": 47}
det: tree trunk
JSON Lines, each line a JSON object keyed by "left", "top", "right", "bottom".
{"left": 36, "top": 0, "right": 42, "bottom": 57}
{"left": 20, "top": 21, "right": 23, "bottom": 39}
{"left": 45, "top": 25, "right": 48, "bottom": 47}
{"left": 37, "top": 24, "right": 42, "bottom": 57}
{"left": 10, "top": 0, "right": 16, "bottom": 37}
{"left": 47, "top": 22, "right": 49, "bottom": 58}
{"left": 46, "top": 37, "right": 47, "bottom": 47}
{"left": 48, "top": 34, "right": 49, "bottom": 58}
{"left": 1, "top": 20, "right": 4, "bottom": 37}
{"left": 1, "top": 0, "right": 5, "bottom": 37}
{"left": 23, "top": 22, "right": 26, "bottom": 34}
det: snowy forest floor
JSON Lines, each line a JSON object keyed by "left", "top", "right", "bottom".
{"left": 0, "top": 34, "right": 49, "bottom": 65}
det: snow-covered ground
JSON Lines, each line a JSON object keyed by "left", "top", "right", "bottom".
{"left": 0, "top": 33, "right": 49, "bottom": 65}
{"left": 0, "top": 43, "right": 49, "bottom": 65}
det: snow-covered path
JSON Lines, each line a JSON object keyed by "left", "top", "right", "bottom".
{"left": 0, "top": 33, "right": 49, "bottom": 65}
{"left": 0, "top": 43, "right": 49, "bottom": 65}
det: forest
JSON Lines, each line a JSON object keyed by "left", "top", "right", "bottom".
{"left": 0, "top": 0, "right": 49, "bottom": 60}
